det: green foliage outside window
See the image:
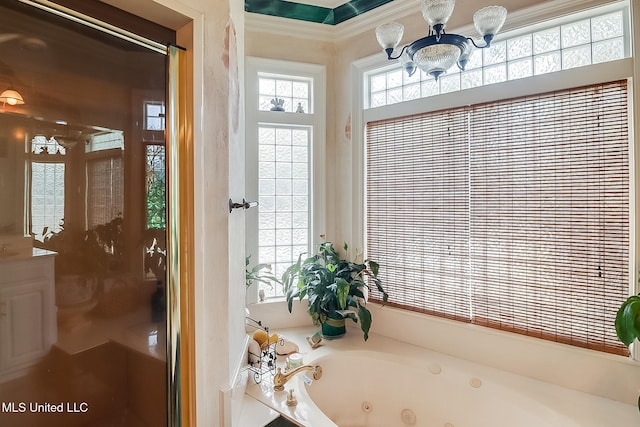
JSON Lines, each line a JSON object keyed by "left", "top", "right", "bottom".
{"left": 146, "top": 174, "right": 166, "bottom": 229}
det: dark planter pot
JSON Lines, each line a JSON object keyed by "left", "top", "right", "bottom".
{"left": 321, "top": 317, "right": 346, "bottom": 339}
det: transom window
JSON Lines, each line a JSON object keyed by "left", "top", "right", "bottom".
{"left": 144, "top": 101, "right": 165, "bottom": 131}
{"left": 258, "top": 75, "right": 312, "bottom": 113}
{"left": 367, "top": 7, "right": 629, "bottom": 108}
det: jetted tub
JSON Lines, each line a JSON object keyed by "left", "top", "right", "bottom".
{"left": 246, "top": 328, "right": 638, "bottom": 427}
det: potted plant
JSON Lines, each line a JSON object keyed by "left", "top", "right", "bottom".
{"left": 39, "top": 215, "right": 135, "bottom": 316}
{"left": 37, "top": 220, "right": 109, "bottom": 325}
{"left": 282, "top": 241, "right": 388, "bottom": 341}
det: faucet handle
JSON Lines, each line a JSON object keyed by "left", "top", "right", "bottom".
{"left": 286, "top": 389, "right": 297, "bottom": 406}
{"left": 311, "top": 366, "right": 322, "bottom": 380}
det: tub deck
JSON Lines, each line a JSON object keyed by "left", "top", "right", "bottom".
{"left": 245, "top": 326, "right": 637, "bottom": 427}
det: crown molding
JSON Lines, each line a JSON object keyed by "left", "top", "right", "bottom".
{"left": 333, "top": 0, "right": 418, "bottom": 40}
{"left": 245, "top": 11, "right": 336, "bottom": 42}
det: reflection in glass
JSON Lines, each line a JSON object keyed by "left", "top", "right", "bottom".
{"left": 0, "top": 2, "right": 169, "bottom": 426}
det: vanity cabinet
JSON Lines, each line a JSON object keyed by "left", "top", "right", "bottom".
{"left": 0, "top": 250, "right": 56, "bottom": 382}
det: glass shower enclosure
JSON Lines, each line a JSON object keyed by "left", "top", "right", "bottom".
{"left": 0, "top": 1, "right": 171, "bottom": 426}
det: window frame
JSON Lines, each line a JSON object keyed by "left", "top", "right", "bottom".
{"left": 363, "top": 2, "right": 631, "bottom": 109}
{"left": 351, "top": 1, "right": 635, "bottom": 354}
{"left": 245, "top": 57, "right": 327, "bottom": 302}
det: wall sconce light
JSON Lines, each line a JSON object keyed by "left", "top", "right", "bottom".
{"left": 0, "top": 85, "right": 25, "bottom": 106}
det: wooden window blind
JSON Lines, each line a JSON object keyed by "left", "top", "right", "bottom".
{"left": 87, "top": 156, "right": 124, "bottom": 229}
{"left": 367, "top": 109, "right": 471, "bottom": 322}
{"left": 366, "top": 80, "right": 629, "bottom": 355}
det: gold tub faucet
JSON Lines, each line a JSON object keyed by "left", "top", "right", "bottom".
{"left": 273, "top": 364, "right": 322, "bottom": 391}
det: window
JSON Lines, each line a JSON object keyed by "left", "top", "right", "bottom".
{"left": 30, "top": 136, "right": 66, "bottom": 242}
{"left": 31, "top": 162, "right": 65, "bottom": 241}
{"left": 30, "top": 131, "right": 125, "bottom": 242}
{"left": 142, "top": 100, "right": 166, "bottom": 281}
{"left": 258, "top": 76, "right": 311, "bottom": 113}
{"left": 246, "top": 58, "right": 326, "bottom": 300}
{"left": 257, "top": 123, "right": 311, "bottom": 292}
{"left": 144, "top": 101, "right": 165, "bottom": 131}
{"left": 86, "top": 156, "right": 123, "bottom": 229}
{"left": 142, "top": 100, "right": 166, "bottom": 229}
{"left": 85, "top": 131, "right": 125, "bottom": 231}
{"left": 366, "top": 81, "right": 629, "bottom": 355}
{"left": 366, "top": 6, "right": 629, "bottom": 108}
{"left": 145, "top": 145, "right": 166, "bottom": 229}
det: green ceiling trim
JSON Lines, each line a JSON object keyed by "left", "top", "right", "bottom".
{"left": 245, "top": 0, "right": 394, "bottom": 25}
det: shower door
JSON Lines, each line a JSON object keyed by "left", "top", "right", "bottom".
{"left": 0, "top": 1, "right": 174, "bottom": 426}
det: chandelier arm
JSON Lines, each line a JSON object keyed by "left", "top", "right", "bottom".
{"left": 467, "top": 33, "right": 495, "bottom": 49}
{"left": 387, "top": 45, "right": 408, "bottom": 61}
{"left": 467, "top": 37, "right": 486, "bottom": 49}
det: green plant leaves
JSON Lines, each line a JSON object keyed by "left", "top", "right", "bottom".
{"left": 615, "top": 295, "right": 640, "bottom": 346}
{"left": 368, "top": 260, "right": 379, "bottom": 277}
{"left": 245, "top": 255, "right": 281, "bottom": 288}
{"left": 281, "top": 241, "right": 389, "bottom": 341}
{"left": 336, "top": 278, "right": 349, "bottom": 309}
{"left": 358, "top": 304, "right": 372, "bottom": 341}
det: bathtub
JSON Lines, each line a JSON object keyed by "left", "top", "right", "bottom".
{"left": 245, "top": 327, "right": 638, "bottom": 427}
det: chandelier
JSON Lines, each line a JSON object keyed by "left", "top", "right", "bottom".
{"left": 0, "top": 86, "right": 25, "bottom": 106}
{"left": 375, "top": 0, "right": 507, "bottom": 80}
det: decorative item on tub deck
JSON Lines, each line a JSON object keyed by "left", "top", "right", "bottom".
{"left": 245, "top": 317, "right": 282, "bottom": 384}
{"left": 286, "top": 352, "right": 303, "bottom": 369}
{"left": 276, "top": 336, "right": 299, "bottom": 355}
{"left": 282, "top": 241, "right": 389, "bottom": 341}
{"left": 252, "top": 328, "right": 279, "bottom": 349}
{"left": 306, "top": 331, "right": 323, "bottom": 348}
{"left": 248, "top": 339, "right": 261, "bottom": 367}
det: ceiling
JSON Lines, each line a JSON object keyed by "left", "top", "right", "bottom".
{"left": 244, "top": 0, "right": 395, "bottom": 25}
{"left": 0, "top": 1, "right": 165, "bottom": 134}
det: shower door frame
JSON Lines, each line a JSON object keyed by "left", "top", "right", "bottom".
{"left": 16, "top": 1, "right": 192, "bottom": 425}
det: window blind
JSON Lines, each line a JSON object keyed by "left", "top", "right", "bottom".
{"left": 87, "top": 156, "right": 124, "bottom": 229}
{"left": 367, "top": 109, "right": 470, "bottom": 322}
{"left": 366, "top": 80, "right": 629, "bottom": 355}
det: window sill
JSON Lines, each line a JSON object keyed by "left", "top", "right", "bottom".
{"left": 246, "top": 298, "right": 311, "bottom": 330}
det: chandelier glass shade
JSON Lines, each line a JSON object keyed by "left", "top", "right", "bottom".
{"left": 375, "top": 0, "right": 507, "bottom": 80}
